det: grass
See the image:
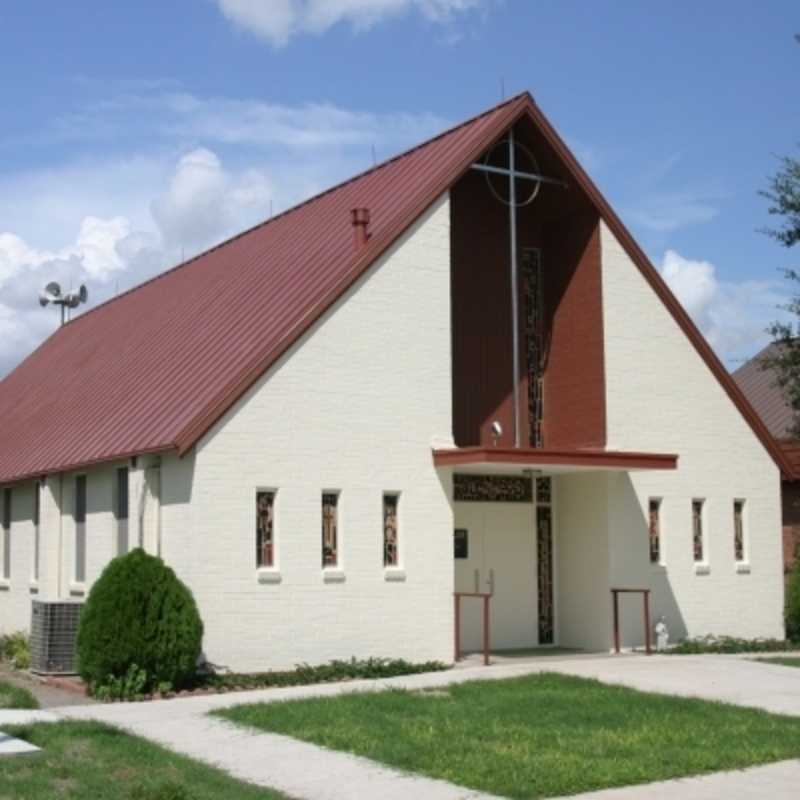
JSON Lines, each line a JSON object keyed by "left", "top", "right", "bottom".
{"left": 756, "top": 657, "right": 800, "bottom": 668}
{"left": 218, "top": 672, "right": 800, "bottom": 799}
{"left": 0, "top": 679, "right": 39, "bottom": 709}
{"left": 0, "top": 721, "right": 288, "bottom": 800}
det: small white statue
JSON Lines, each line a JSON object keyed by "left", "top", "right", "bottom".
{"left": 655, "top": 616, "right": 669, "bottom": 652}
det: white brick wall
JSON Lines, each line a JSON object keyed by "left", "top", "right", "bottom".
{"left": 555, "top": 473, "right": 613, "bottom": 651}
{"left": 159, "top": 195, "right": 455, "bottom": 671}
{"left": 600, "top": 221, "right": 784, "bottom": 644}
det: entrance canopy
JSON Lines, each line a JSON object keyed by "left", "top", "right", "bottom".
{"left": 433, "top": 446, "right": 677, "bottom": 474}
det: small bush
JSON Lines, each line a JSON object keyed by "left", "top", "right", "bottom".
{"left": 0, "top": 631, "right": 31, "bottom": 670}
{"left": 669, "top": 635, "right": 800, "bottom": 655}
{"left": 92, "top": 664, "right": 150, "bottom": 702}
{"left": 786, "top": 564, "right": 800, "bottom": 642}
{"left": 77, "top": 549, "right": 203, "bottom": 695}
{"left": 197, "top": 656, "right": 448, "bottom": 692}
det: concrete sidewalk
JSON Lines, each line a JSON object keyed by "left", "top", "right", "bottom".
{"left": 551, "top": 759, "right": 800, "bottom": 799}
{"left": 3, "top": 653, "right": 800, "bottom": 799}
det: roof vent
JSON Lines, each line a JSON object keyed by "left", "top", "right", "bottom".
{"left": 350, "top": 207, "right": 371, "bottom": 250}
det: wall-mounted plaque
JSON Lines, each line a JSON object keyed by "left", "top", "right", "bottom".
{"left": 454, "top": 528, "right": 469, "bottom": 559}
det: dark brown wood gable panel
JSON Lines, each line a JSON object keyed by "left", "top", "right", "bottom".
{"left": 450, "top": 121, "right": 605, "bottom": 451}
{"left": 542, "top": 213, "right": 606, "bottom": 448}
{"left": 450, "top": 168, "right": 541, "bottom": 448}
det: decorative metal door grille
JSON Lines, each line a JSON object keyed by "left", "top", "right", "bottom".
{"left": 383, "top": 494, "right": 399, "bottom": 567}
{"left": 256, "top": 491, "right": 275, "bottom": 568}
{"left": 322, "top": 493, "right": 339, "bottom": 567}
{"left": 523, "top": 248, "right": 545, "bottom": 447}
{"left": 648, "top": 499, "right": 661, "bottom": 564}
{"left": 536, "top": 478, "right": 554, "bottom": 644}
{"left": 454, "top": 474, "right": 533, "bottom": 503}
{"left": 536, "top": 487, "right": 554, "bottom": 644}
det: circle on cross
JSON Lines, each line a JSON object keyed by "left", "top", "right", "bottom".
{"left": 482, "top": 137, "right": 542, "bottom": 207}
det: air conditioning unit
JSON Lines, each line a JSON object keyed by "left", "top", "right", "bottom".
{"left": 29, "top": 599, "right": 83, "bottom": 675}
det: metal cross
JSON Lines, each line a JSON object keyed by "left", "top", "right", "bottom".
{"left": 470, "top": 129, "right": 566, "bottom": 448}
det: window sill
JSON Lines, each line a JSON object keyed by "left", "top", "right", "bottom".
{"left": 735, "top": 562, "right": 751, "bottom": 574}
{"left": 693, "top": 563, "right": 710, "bottom": 576}
{"left": 0, "top": 579, "right": 9, "bottom": 591}
{"left": 323, "top": 568, "right": 346, "bottom": 583}
{"left": 650, "top": 563, "right": 666, "bottom": 573}
{"left": 257, "top": 568, "right": 282, "bottom": 584}
{"left": 69, "top": 583, "right": 86, "bottom": 596}
{"left": 29, "top": 581, "right": 39, "bottom": 594}
{"left": 384, "top": 567, "right": 406, "bottom": 582}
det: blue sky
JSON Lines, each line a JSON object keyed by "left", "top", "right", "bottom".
{"left": 0, "top": 0, "right": 797, "bottom": 374}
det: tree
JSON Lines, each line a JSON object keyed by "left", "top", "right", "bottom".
{"left": 760, "top": 149, "right": 800, "bottom": 436}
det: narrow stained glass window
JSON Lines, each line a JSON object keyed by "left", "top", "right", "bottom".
{"left": 383, "top": 494, "right": 399, "bottom": 567}
{"left": 692, "top": 499, "right": 704, "bottom": 563}
{"left": 648, "top": 499, "right": 661, "bottom": 564}
{"left": 256, "top": 491, "right": 275, "bottom": 568}
{"left": 734, "top": 500, "right": 745, "bottom": 562}
{"left": 322, "top": 493, "right": 338, "bottom": 568}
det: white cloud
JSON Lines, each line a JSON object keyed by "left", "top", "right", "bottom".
{"left": 51, "top": 91, "right": 448, "bottom": 157}
{"left": 215, "top": 0, "right": 484, "bottom": 46}
{"left": 0, "top": 88, "right": 450, "bottom": 378}
{"left": 629, "top": 194, "right": 719, "bottom": 234}
{"left": 659, "top": 249, "right": 789, "bottom": 366}
{"left": 151, "top": 147, "right": 276, "bottom": 251}
{"left": 0, "top": 217, "right": 162, "bottom": 377}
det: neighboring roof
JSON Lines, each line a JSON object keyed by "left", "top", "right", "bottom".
{"left": 732, "top": 343, "right": 794, "bottom": 438}
{"left": 433, "top": 447, "right": 678, "bottom": 472}
{"left": 0, "top": 91, "right": 792, "bottom": 483}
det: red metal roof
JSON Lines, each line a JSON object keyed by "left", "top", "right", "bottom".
{"left": 0, "top": 94, "right": 526, "bottom": 483}
{"left": 0, "top": 91, "right": 792, "bottom": 482}
{"left": 732, "top": 344, "right": 794, "bottom": 438}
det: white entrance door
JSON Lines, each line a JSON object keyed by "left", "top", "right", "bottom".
{"left": 454, "top": 502, "right": 538, "bottom": 653}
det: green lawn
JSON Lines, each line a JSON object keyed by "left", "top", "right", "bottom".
{"left": 756, "top": 657, "right": 800, "bottom": 668}
{"left": 0, "top": 679, "right": 39, "bottom": 709}
{"left": 0, "top": 721, "right": 288, "bottom": 800}
{"left": 217, "top": 672, "right": 800, "bottom": 799}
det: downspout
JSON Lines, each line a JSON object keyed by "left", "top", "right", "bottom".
{"left": 138, "top": 474, "right": 147, "bottom": 550}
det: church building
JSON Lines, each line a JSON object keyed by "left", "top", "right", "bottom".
{"left": 0, "top": 93, "right": 789, "bottom": 670}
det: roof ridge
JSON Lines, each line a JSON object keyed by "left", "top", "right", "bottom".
{"left": 66, "top": 91, "right": 530, "bottom": 328}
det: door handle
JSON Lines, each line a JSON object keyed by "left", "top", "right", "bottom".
{"left": 487, "top": 568, "right": 495, "bottom": 595}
